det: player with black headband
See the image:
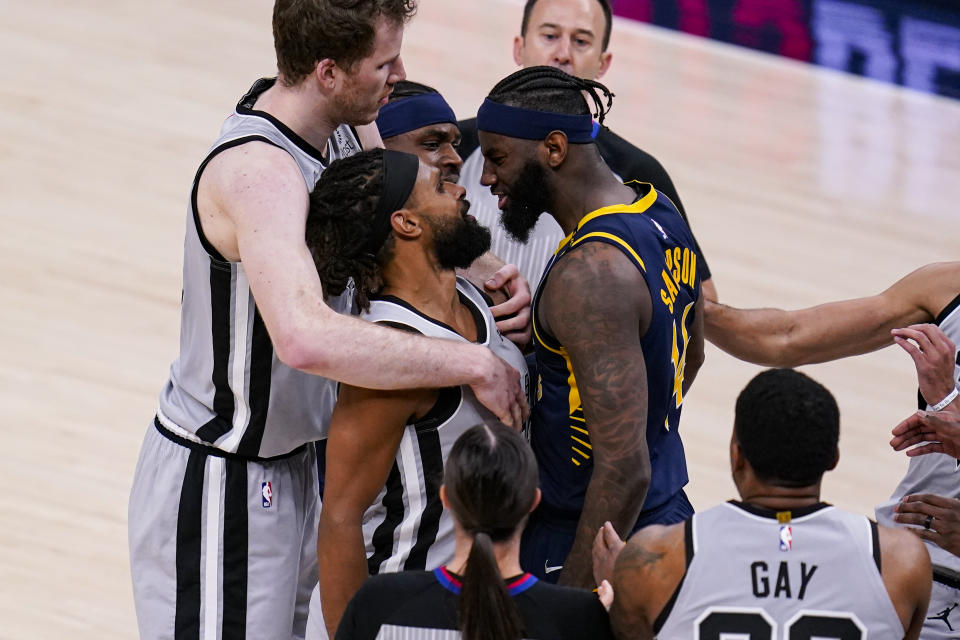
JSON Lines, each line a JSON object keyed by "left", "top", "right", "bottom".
{"left": 594, "top": 369, "right": 930, "bottom": 640}
{"left": 376, "top": 81, "right": 533, "bottom": 346}
{"left": 302, "top": 149, "right": 530, "bottom": 639}
{"left": 337, "top": 423, "right": 614, "bottom": 640}
{"left": 458, "top": 0, "right": 714, "bottom": 302}
{"left": 476, "top": 66, "right": 705, "bottom": 588}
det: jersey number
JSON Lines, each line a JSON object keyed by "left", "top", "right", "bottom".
{"left": 696, "top": 608, "right": 865, "bottom": 639}
{"left": 670, "top": 301, "right": 695, "bottom": 409}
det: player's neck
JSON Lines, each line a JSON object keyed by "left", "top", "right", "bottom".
{"left": 552, "top": 168, "right": 638, "bottom": 235}
{"left": 740, "top": 485, "right": 823, "bottom": 511}
{"left": 252, "top": 79, "right": 339, "bottom": 155}
{"left": 380, "top": 256, "right": 473, "bottom": 339}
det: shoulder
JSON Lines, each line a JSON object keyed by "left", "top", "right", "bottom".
{"left": 910, "top": 262, "right": 960, "bottom": 319}
{"left": 876, "top": 522, "right": 931, "bottom": 595}
{"left": 457, "top": 117, "right": 480, "bottom": 157}
{"left": 204, "top": 140, "right": 305, "bottom": 204}
{"left": 519, "top": 583, "right": 615, "bottom": 638}
{"left": 352, "top": 571, "right": 438, "bottom": 606}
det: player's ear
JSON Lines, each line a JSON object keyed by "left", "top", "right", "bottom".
{"left": 315, "top": 58, "right": 338, "bottom": 90}
{"left": 597, "top": 51, "right": 613, "bottom": 79}
{"left": 730, "top": 439, "right": 745, "bottom": 473}
{"left": 529, "top": 488, "right": 541, "bottom": 514}
{"left": 390, "top": 209, "right": 422, "bottom": 240}
{"left": 543, "top": 131, "right": 568, "bottom": 168}
{"left": 439, "top": 485, "right": 450, "bottom": 509}
{"left": 513, "top": 35, "right": 525, "bottom": 67}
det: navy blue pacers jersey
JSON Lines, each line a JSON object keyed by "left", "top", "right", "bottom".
{"left": 530, "top": 182, "right": 700, "bottom": 525}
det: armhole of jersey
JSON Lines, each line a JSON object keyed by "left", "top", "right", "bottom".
{"left": 935, "top": 292, "right": 960, "bottom": 325}
{"left": 376, "top": 319, "right": 421, "bottom": 334}
{"left": 569, "top": 231, "right": 647, "bottom": 274}
{"left": 652, "top": 518, "right": 695, "bottom": 634}
{"left": 869, "top": 519, "right": 882, "bottom": 574}
{"left": 191, "top": 134, "right": 282, "bottom": 263}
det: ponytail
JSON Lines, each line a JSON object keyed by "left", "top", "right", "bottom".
{"left": 459, "top": 531, "right": 523, "bottom": 640}
{"left": 444, "top": 423, "right": 539, "bottom": 640}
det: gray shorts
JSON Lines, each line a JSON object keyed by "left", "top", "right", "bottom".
{"left": 129, "top": 420, "right": 319, "bottom": 640}
{"left": 925, "top": 567, "right": 960, "bottom": 638}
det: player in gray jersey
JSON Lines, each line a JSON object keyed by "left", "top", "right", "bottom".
{"left": 705, "top": 261, "right": 960, "bottom": 637}
{"left": 301, "top": 150, "right": 529, "bottom": 639}
{"left": 128, "top": 2, "right": 527, "bottom": 639}
{"left": 595, "top": 368, "right": 930, "bottom": 639}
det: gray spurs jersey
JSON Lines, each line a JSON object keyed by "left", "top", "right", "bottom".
{"left": 156, "top": 78, "right": 361, "bottom": 458}
{"left": 360, "top": 278, "right": 530, "bottom": 575}
{"left": 657, "top": 502, "right": 903, "bottom": 639}
{"left": 876, "top": 292, "right": 960, "bottom": 573}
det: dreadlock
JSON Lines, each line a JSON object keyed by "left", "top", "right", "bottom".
{"left": 486, "top": 65, "right": 614, "bottom": 126}
{"left": 305, "top": 149, "right": 396, "bottom": 311}
{"left": 387, "top": 79, "right": 439, "bottom": 102}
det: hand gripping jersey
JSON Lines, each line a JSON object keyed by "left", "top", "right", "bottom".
{"left": 656, "top": 502, "right": 903, "bottom": 639}
{"left": 156, "top": 77, "right": 361, "bottom": 458}
{"left": 359, "top": 278, "right": 530, "bottom": 574}
{"left": 530, "top": 183, "right": 699, "bottom": 523}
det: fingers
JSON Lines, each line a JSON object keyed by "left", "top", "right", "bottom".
{"left": 597, "top": 580, "right": 614, "bottom": 610}
{"left": 905, "top": 442, "right": 945, "bottom": 457}
{"left": 903, "top": 493, "right": 960, "bottom": 510}
{"left": 601, "top": 520, "right": 625, "bottom": 551}
{"left": 484, "top": 263, "right": 520, "bottom": 292}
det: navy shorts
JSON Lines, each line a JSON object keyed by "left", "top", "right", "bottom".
{"left": 520, "top": 488, "right": 693, "bottom": 583}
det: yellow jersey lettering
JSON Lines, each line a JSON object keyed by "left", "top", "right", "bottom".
{"left": 671, "top": 247, "right": 682, "bottom": 283}
{"left": 660, "top": 288, "right": 674, "bottom": 314}
{"left": 681, "top": 247, "right": 690, "bottom": 285}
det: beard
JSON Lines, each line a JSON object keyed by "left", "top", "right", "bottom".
{"left": 430, "top": 200, "right": 492, "bottom": 271}
{"left": 500, "top": 160, "right": 553, "bottom": 244}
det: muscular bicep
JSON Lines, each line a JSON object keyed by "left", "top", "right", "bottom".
{"left": 542, "top": 241, "right": 651, "bottom": 463}
{"left": 323, "top": 384, "right": 436, "bottom": 516}
{"left": 205, "top": 143, "right": 335, "bottom": 349}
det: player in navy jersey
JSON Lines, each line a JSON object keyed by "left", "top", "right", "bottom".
{"left": 476, "top": 66, "right": 705, "bottom": 588}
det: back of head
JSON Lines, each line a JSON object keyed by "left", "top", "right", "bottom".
{"left": 734, "top": 368, "right": 840, "bottom": 487}
{"left": 444, "top": 423, "right": 539, "bottom": 640}
{"left": 486, "top": 65, "right": 613, "bottom": 124}
{"left": 306, "top": 149, "right": 391, "bottom": 310}
{"left": 273, "top": 0, "right": 417, "bottom": 85}
{"left": 521, "top": 0, "right": 613, "bottom": 51}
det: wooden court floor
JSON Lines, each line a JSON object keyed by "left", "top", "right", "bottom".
{"left": 1, "top": 0, "right": 957, "bottom": 636}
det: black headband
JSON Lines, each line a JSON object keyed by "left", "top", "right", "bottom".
{"left": 376, "top": 92, "right": 457, "bottom": 139}
{"left": 365, "top": 149, "right": 420, "bottom": 256}
{"left": 476, "top": 98, "right": 595, "bottom": 143}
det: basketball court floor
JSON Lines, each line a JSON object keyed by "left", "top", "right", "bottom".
{"left": 2, "top": 0, "right": 957, "bottom": 636}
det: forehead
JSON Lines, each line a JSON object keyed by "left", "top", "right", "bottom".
{"left": 478, "top": 130, "right": 536, "bottom": 156}
{"left": 526, "top": 0, "right": 604, "bottom": 34}
{"left": 408, "top": 121, "right": 460, "bottom": 140}
{"left": 367, "top": 15, "right": 404, "bottom": 61}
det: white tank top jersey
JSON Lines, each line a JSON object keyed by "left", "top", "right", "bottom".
{"left": 156, "top": 78, "right": 361, "bottom": 458}
{"left": 359, "top": 278, "right": 530, "bottom": 575}
{"left": 875, "top": 292, "right": 960, "bottom": 573}
{"left": 656, "top": 502, "right": 903, "bottom": 639}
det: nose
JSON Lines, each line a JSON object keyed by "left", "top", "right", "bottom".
{"left": 443, "top": 145, "right": 463, "bottom": 174}
{"left": 449, "top": 182, "right": 467, "bottom": 200}
{"left": 552, "top": 38, "right": 571, "bottom": 65}
{"left": 480, "top": 159, "right": 497, "bottom": 188}
{"left": 390, "top": 56, "right": 407, "bottom": 84}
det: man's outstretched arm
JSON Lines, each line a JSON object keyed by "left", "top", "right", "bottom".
{"left": 202, "top": 143, "right": 527, "bottom": 426}
{"left": 704, "top": 262, "right": 959, "bottom": 367}
{"left": 542, "top": 242, "right": 651, "bottom": 588}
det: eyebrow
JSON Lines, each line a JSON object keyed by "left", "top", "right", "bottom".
{"left": 538, "top": 22, "right": 596, "bottom": 37}
{"left": 419, "top": 127, "right": 459, "bottom": 142}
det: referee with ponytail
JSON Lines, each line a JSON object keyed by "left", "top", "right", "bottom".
{"left": 335, "top": 423, "right": 614, "bottom": 640}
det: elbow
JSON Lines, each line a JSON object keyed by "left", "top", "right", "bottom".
{"left": 273, "top": 325, "right": 335, "bottom": 373}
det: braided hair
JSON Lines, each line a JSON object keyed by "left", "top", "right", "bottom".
{"left": 305, "top": 149, "right": 395, "bottom": 311}
{"left": 387, "top": 79, "right": 439, "bottom": 102}
{"left": 486, "top": 65, "right": 614, "bottom": 126}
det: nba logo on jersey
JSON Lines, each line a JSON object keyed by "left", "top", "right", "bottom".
{"left": 261, "top": 482, "right": 273, "bottom": 508}
{"left": 779, "top": 525, "right": 792, "bottom": 551}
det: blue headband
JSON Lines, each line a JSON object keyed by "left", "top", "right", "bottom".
{"left": 376, "top": 93, "right": 458, "bottom": 139}
{"left": 476, "top": 98, "right": 595, "bottom": 143}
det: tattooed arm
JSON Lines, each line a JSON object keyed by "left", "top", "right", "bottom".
{"left": 540, "top": 241, "right": 652, "bottom": 588}
{"left": 609, "top": 523, "right": 687, "bottom": 640}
